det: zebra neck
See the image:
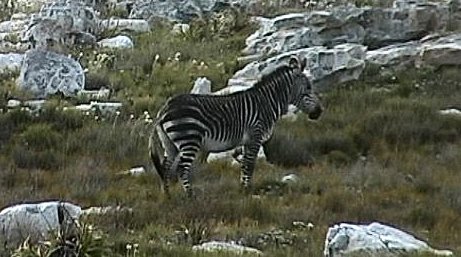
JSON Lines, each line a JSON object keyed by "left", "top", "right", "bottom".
{"left": 255, "top": 83, "right": 290, "bottom": 121}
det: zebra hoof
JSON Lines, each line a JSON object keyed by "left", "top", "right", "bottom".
{"left": 240, "top": 185, "right": 253, "bottom": 195}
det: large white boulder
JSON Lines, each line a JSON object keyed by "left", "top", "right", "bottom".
{"left": 324, "top": 222, "right": 453, "bottom": 257}
{"left": 0, "top": 201, "right": 82, "bottom": 248}
{"left": 17, "top": 49, "right": 85, "bottom": 97}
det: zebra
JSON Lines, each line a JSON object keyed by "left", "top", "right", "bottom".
{"left": 149, "top": 55, "right": 323, "bottom": 197}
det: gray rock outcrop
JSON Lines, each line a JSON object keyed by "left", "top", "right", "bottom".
{"left": 18, "top": 49, "right": 85, "bottom": 97}
{"left": 243, "top": 1, "right": 452, "bottom": 59}
{"left": 23, "top": 0, "right": 99, "bottom": 49}
{"left": 367, "top": 33, "right": 461, "bottom": 68}
{"left": 231, "top": 44, "right": 366, "bottom": 91}
{"left": 128, "top": 0, "right": 243, "bottom": 22}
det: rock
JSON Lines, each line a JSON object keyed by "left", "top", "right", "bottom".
{"left": 99, "top": 18, "right": 150, "bottom": 33}
{"left": 98, "top": 35, "right": 134, "bottom": 49}
{"left": 419, "top": 34, "right": 461, "bottom": 67}
{"left": 192, "top": 241, "right": 263, "bottom": 255}
{"left": 23, "top": 0, "right": 99, "bottom": 49}
{"left": 366, "top": 41, "right": 421, "bottom": 68}
{"left": 0, "top": 20, "right": 29, "bottom": 34}
{"left": 0, "top": 42, "right": 30, "bottom": 53}
{"left": 243, "top": 10, "right": 365, "bottom": 57}
{"left": 324, "top": 222, "right": 453, "bottom": 257}
{"left": 128, "top": 0, "right": 246, "bottom": 23}
{"left": 18, "top": 49, "right": 85, "bottom": 98}
{"left": 24, "top": 99, "right": 47, "bottom": 111}
{"left": 81, "top": 206, "right": 133, "bottom": 216}
{"left": 11, "top": 0, "right": 51, "bottom": 13}
{"left": 368, "top": 33, "right": 461, "bottom": 68}
{"left": 439, "top": 108, "right": 461, "bottom": 116}
{"left": 90, "top": 101, "right": 123, "bottom": 115}
{"left": 293, "top": 221, "right": 315, "bottom": 230}
{"left": 39, "top": 0, "right": 99, "bottom": 33}
{"left": 0, "top": 53, "right": 23, "bottom": 74}
{"left": 70, "top": 101, "right": 122, "bottom": 115}
{"left": 207, "top": 147, "right": 266, "bottom": 165}
{"left": 191, "top": 77, "right": 212, "bottom": 94}
{"left": 281, "top": 174, "right": 299, "bottom": 184}
{"left": 243, "top": 1, "right": 451, "bottom": 59}
{"left": 231, "top": 44, "right": 366, "bottom": 91}
{"left": 362, "top": 3, "right": 449, "bottom": 49}
{"left": 118, "top": 166, "right": 146, "bottom": 176}
{"left": 78, "top": 87, "right": 111, "bottom": 100}
{"left": 7, "top": 99, "right": 22, "bottom": 108}
{"left": 0, "top": 201, "right": 81, "bottom": 248}
{"left": 172, "top": 23, "right": 190, "bottom": 35}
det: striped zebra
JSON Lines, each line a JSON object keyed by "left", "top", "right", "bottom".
{"left": 149, "top": 56, "right": 323, "bottom": 197}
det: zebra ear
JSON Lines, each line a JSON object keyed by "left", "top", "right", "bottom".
{"left": 288, "top": 56, "right": 306, "bottom": 71}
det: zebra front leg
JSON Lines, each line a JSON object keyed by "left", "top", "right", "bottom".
{"left": 240, "top": 139, "right": 263, "bottom": 191}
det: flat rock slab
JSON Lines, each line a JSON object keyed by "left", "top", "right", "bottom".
{"left": 98, "top": 35, "right": 134, "bottom": 49}
{"left": 18, "top": 49, "right": 85, "bottom": 97}
{"left": 367, "top": 33, "right": 461, "bottom": 68}
{"left": 0, "top": 201, "right": 81, "bottom": 248}
{"left": 324, "top": 222, "right": 453, "bottom": 257}
{"left": 193, "top": 241, "right": 263, "bottom": 255}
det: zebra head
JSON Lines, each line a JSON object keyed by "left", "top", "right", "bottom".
{"left": 288, "top": 56, "right": 323, "bottom": 120}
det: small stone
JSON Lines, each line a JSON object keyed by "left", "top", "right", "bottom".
{"left": 281, "top": 174, "right": 299, "bottom": 184}
{"left": 7, "top": 99, "right": 21, "bottom": 108}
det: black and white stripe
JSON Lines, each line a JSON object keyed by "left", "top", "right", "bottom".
{"left": 149, "top": 56, "right": 323, "bottom": 197}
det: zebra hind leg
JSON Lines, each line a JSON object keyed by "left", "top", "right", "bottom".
{"left": 177, "top": 149, "right": 199, "bottom": 198}
{"left": 160, "top": 157, "right": 174, "bottom": 197}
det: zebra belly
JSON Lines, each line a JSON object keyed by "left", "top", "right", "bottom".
{"left": 202, "top": 137, "right": 242, "bottom": 153}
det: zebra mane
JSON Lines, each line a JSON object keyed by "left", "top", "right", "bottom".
{"left": 252, "top": 64, "right": 294, "bottom": 89}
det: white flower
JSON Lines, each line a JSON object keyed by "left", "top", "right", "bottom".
{"left": 130, "top": 114, "right": 135, "bottom": 119}
{"left": 115, "top": 111, "right": 121, "bottom": 116}
{"left": 126, "top": 244, "right": 132, "bottom": 250}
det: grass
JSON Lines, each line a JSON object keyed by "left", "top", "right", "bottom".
{"left": 1, "top": 10, "right": 461, "bottom": 257}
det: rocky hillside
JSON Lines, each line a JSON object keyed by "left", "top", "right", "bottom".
{"left": 0, "top": 0, "right": 460, "bottom": 256}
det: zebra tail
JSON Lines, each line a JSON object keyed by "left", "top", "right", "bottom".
{"left": 148, "top": 124, "right": 165, "bottom": 180}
